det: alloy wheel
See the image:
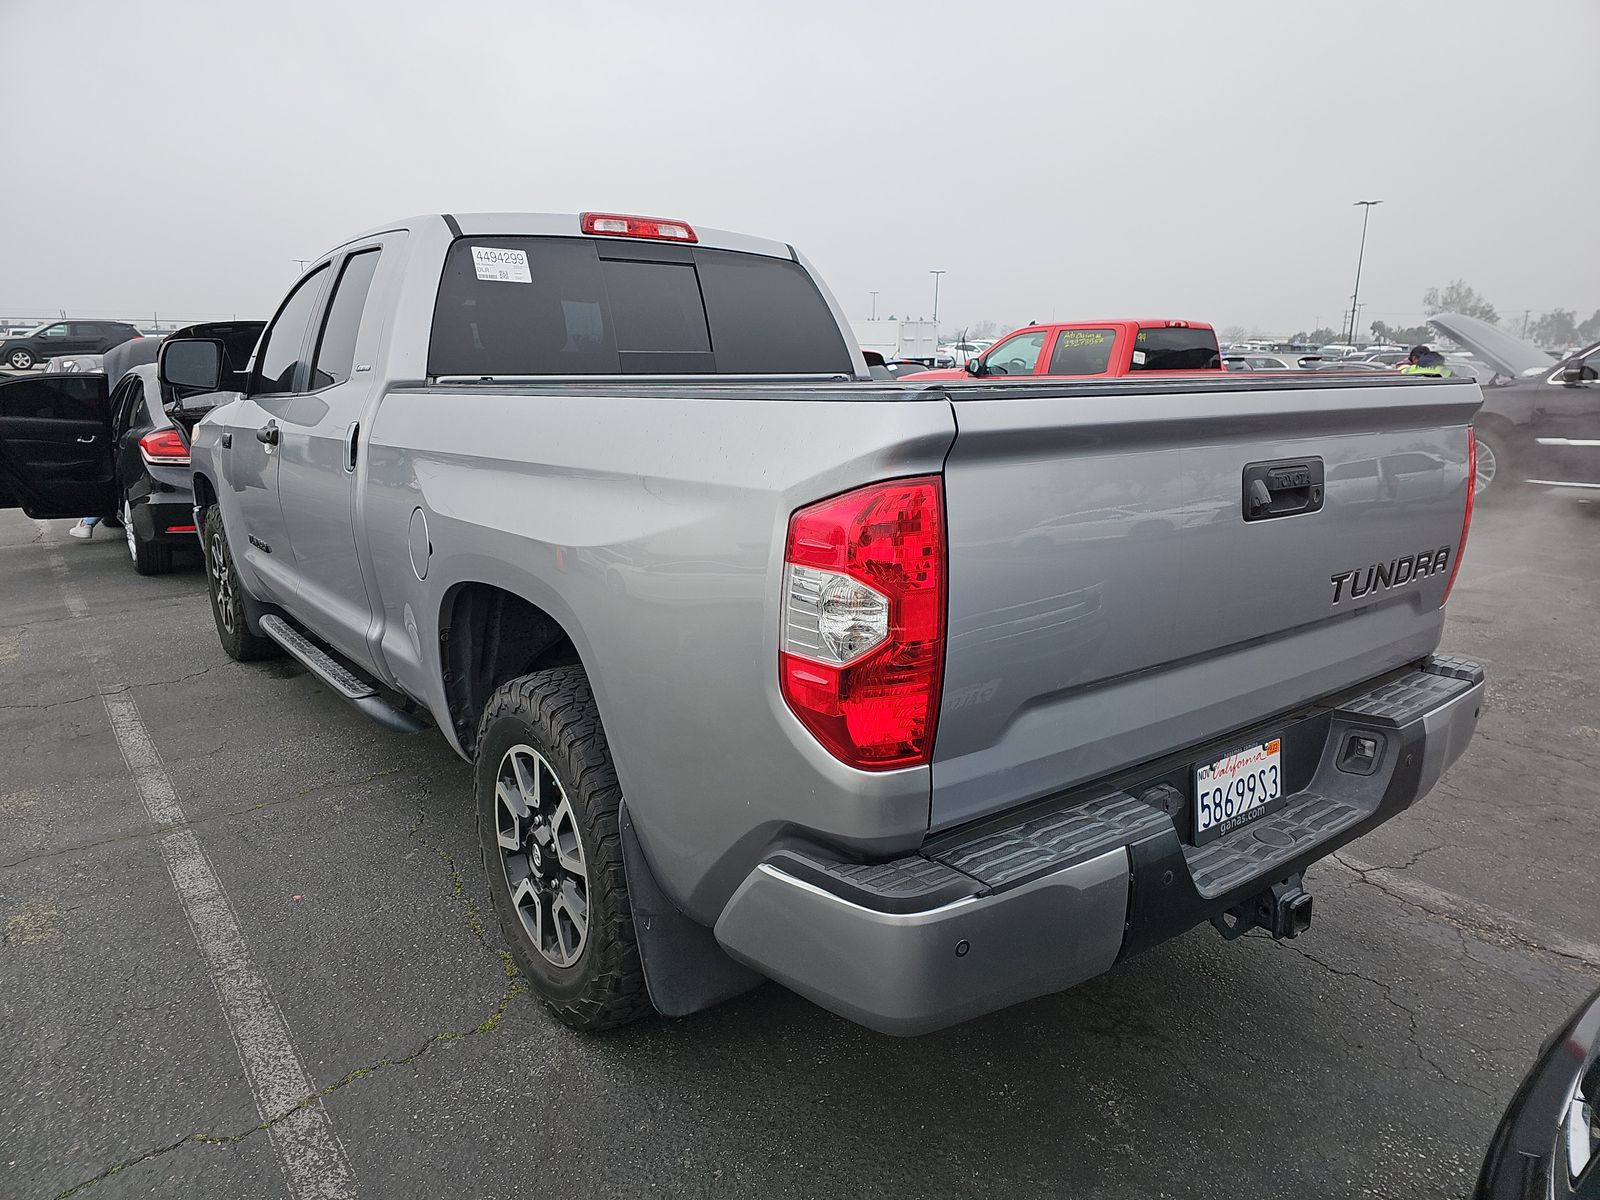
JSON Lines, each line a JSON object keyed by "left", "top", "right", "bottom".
{"left": 494, "top": 744, "right": 590, "bottom": 968}
{"left": 8, "top": 351, "right": 29, "bottom": 369}
{"left": 209, "top": 530, "right": 235, "bottom": 633}
{"left": 1475, "top": 439, "right": 1497, "bottom": 495}
{"left": 123, "top": 498, "right": 137, "bottom": 562}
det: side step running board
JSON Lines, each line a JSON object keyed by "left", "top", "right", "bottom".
{"left": 258, "top": 614, "right": 429, "bottom": 734}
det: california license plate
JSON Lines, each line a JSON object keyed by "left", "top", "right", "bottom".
{"left": 1193, "top": 738, "right": 1284, "bottom": 845}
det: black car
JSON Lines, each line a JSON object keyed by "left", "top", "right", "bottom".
{"left": 0, "top": 319, "right": 264, "bottom": 574}
{"left": 1427, "top": 313, "right": 1600, "bottom": 497}
{"left": 1, "top": 320, "right": 142, "bottom": 371}
{"left": 1476, "top": 986, "right": 1600, "bottom": 1199}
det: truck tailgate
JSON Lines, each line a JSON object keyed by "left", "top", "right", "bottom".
{"left": 932, "top": 376, "right": 1481, "bottom": 829}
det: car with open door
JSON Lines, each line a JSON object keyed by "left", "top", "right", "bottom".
{"left": 1428, "top": 312, "right": 1600, "bottom": 497}
{"left": 0, "top": 372, "right": 117, "bottom": 522}
{"left": 0, "top": 319, "right": 263, "bottom": 573}
{"left": 105, "top": 362, "right": 200, "bottom": 574}
{"left": 0, "top": 366, "right": 190, "bottom": 573}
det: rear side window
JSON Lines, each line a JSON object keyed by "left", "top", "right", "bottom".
{"left": 427, "top": 237, "right": 850, "bottom": 377}
{"left": 1131, "top": 326, "right": 1221, "bottom": 371}
{"left": 310, "top": 249, "right": 382, "bottom": 389}
{"left": 1046, "top": 328, "right": 1115, "bottom": 375}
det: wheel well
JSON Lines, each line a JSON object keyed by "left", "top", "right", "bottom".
{"left": 440, "top": 583, "right": 581, "bottom": 753}
{"left": 192, "top": 472, "right": 218, "bottom": 512}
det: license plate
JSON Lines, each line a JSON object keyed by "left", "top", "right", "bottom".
{"left": 1193, "top": 737, "right": 1284, "bottom": 845}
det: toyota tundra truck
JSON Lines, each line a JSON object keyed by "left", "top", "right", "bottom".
{"left": 77, "top": 210, "right": 1483, "bottom": 1036}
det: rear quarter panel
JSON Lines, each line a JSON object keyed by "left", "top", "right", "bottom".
{"left": 361, "top": 385, "right": 956, "bottom": 921}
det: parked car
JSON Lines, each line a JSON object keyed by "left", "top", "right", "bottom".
{"left": 862, "top": 351, "right": 949, "bottom": 381}
{"left": 1475, "top": 985, "right": 1600, "bottom": 1199}
{"left": 1224, "top": 353, "right": 1319, "bottom": 371}
{"left": 0, "top": 320, "right": 263, "bottom": 572}
{"left": 1428, "top": 312, "right": 1600, "bottom": 496}
{"left": 43, "top": 353, "right": 105, "bottom": 374}
{"left": 0, "top": 320, "right": 141, "bottom": 370}
{"left": 19, "top": 210, "right": 1482, "bottom": 1040}
{"left": 1303, "top": 359, "right": 1395, "bottom": 373}
{"left": 906, "top": 320, "right": 1222, "bottom": 381}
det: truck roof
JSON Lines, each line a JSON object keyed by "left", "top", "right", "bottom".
{"left": 327, "top": 212, "right": 797, "bottom": 263}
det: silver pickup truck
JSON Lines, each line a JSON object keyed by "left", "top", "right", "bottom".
{"left": 113, "top": 211, "right": 1484, "bottom": 1036}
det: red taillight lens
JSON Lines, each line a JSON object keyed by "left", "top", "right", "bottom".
{"left": 1441, "top": 426, "right": 1475, "bottom": 608}
{"left": 780, "top": 476, "right": 946, "bottom": 769}
{"left": 579, "top": 212, "right": 698, "bottom": 243}
{"left": 139, "top": 427, "right": 190, "bottom": 467}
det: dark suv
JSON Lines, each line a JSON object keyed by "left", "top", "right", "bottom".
{"left": 2, "top": 321, "right": 142, "bottom": 371}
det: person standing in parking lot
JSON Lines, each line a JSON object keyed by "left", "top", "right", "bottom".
{"left": 1400, "top": 346, "right": 1452, "bottom": 376}
{"left": 68, "top": 516, "right": 100, "bottom": 539}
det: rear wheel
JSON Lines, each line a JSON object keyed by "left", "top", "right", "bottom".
{"left": 123, "top": 495, "right": 174, "bottom": 576}
{"left": 202, "top": 503, "right": 278, "bottom": 661}
{"left": 476, "top": 666, "right": 651, "bottom": 1032}
{"left": 6, "top": 348, "right": 34, "bottom": 370}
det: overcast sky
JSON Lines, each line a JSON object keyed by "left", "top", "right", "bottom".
{"left": 1, "top": 0, "right": 1595, "bottom": 336}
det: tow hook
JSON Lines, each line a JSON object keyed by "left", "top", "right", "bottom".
{"left": 1210, "top": 873, "right": 1314, "bottom": 941}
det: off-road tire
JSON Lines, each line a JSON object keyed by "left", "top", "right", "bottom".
{"left": 124, "top": 495, "right": 174, "bottom": 576}
{"left": 202, "top": 503, "right": 278, "bottom": 662}
{"left": 476, "top": 666, "right": 652, "bottom": 1032}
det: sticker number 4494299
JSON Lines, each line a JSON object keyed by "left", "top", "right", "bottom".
{"left": 1193, "top": 737, "right": 1283, "bottom": 844}
{"left": 471, "top": 246, "right": 531, "bottom": 284}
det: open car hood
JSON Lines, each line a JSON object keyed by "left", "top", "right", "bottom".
{"left": 1426, "top": 313, "right": 1554, "bottom": 379}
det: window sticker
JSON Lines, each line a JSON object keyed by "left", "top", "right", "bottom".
{"left": 471, "top": 246, "right": 532, "bottom": 284}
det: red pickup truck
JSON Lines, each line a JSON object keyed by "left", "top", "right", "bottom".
{"left": 906, "top": 319, "right": 1222, "bottom": 380}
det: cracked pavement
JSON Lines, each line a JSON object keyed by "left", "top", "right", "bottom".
{"left": 3, "top": 498, "right": 1598, "bottom": 1200}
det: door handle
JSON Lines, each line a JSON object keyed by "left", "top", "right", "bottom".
{"left": 1243, "top": 458, "right": 1325, "bottom": 521}
{"left": 76, "top": 435, "right": 96, "bottom": 444}
{"left": 256, "top": 423, "right": 279, "bottom": 446}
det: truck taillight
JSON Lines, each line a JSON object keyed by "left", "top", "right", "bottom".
{"left": 1440, "top": 426, "right": 1474, "bottom": 608}
{"left": 579, "top": 212, "right": 698, "bottom": 243}
{"left": 780, "top": 476, "right": 946, "bottom": 769}
{"left": 138, "top": 428, "right": 190, "bottom": 467}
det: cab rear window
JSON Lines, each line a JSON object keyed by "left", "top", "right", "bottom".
{"left": 1131, "top": 326, "right": 1221, "bottom": 371}
{"left": 428, "top": 237, "right": 851, "bottom": 377}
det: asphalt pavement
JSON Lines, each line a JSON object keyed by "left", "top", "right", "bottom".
{"left": 2, "top": 497, "right": 1597, "bottom": 1200}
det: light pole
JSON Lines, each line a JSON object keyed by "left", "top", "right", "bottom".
{"left": 929, "top": 270, "right": 945, "bottom": 325}
{"left": 1347, "top": 200, "right": 1382, "bottom": 346}
{"left": 870, "top": 291, "right": 879, "bottom": 320}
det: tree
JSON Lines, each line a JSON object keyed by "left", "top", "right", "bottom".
{"left": 1422, "top": 280, "right": 1498, "bottom": 324}
{"left": 1530, "top": 308, "right": 1578, "bottom": 349}
{"left": 1305, "top": 327, "right": 1339, "bottom": 344}
{"left": 1373, "top": 322, "right": 1433, "bottom": 346}
{"left": 1575, "top": 309, "right": 1600, "bottom": 344}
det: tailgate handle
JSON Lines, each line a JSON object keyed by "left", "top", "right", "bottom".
{"left": 1243, "top": 458, "right": 1324, "bottom": 521}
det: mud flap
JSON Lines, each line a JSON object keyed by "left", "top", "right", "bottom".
{"left": 619, "top": 803, "right": 762, "bottom": 1018}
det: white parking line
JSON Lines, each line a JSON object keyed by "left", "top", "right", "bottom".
{"left": 40, "top": 524, "right": 358, "bottom": 1200}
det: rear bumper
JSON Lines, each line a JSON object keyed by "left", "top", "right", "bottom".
{"left": 132, "top": 492, "right": 197, "bottom": 544}
{"left": 714, "top": 656, "right": 1484, "bottom": 1035}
